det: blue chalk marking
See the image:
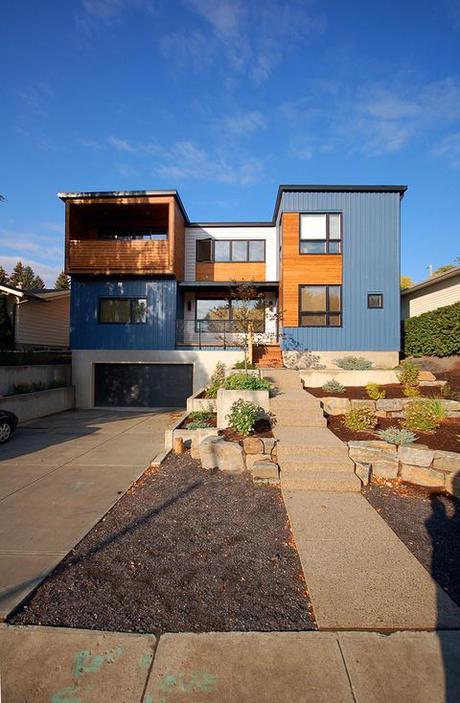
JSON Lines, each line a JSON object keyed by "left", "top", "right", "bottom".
{"left": 51, "top": 684, "right": 80, "bottom": 703}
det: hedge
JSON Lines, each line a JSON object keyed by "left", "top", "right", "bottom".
{"left": 403, "top": 302, "right": 460, "bottom": 357}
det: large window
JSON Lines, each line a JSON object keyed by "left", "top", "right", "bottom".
{"left": 99, "top": 297, "right": 147, "bottom": 324}
{"left": 299, "top": 285, "right": 341, "bottom": 327}
{"left": 300, "top": 213, "right": 342, "bottom": 254}
{"left": 195, "top": 297, "right": 265, "bottom": 332}
{"left": 196, "top": 239, "right": 265, "bottom": 263}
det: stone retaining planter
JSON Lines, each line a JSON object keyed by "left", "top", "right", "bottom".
{"left": 197, "top": 433, "right": 279, "bottom": 484}
{"left": 216, "top": 389, "right": 270, "bottom": 429}
{"left": 320, "top": 396, "right": 460, "bottom": 418}
{"left": 347, "top": 440, "right": 460, "bottom": 496}
{"left": 0, "top": 385, "right": 75, "bottom": 423}
{"left": 186, "top": 388, "right": 217, "bottom": 413}
{"left": 300, "top": 369, "right": 400, "bottom": 388}
{"left": 164, "top": 412, "right": 218, "bottom": 456}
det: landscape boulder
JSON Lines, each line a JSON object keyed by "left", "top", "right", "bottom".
{"left": 433, "top": 450, "right": 460, "bottom": 472}
{"left": 398, "top": 445, "right": 434, "bottom": 468}
{"left": 348, "top": 440, "right": 396, "bottom": 464}
{"left": 400, "top": 464, "right": 445, "bottom": 488}
{"left": 321, "top": 397, "right": 351, "bottom": 416}
{"left": 372, "top": 459, "right": 399, "bottom": 479}
{"left": 376, "top": 398, "right": 403, "bottom": 413}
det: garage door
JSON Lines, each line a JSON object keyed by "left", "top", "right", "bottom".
{"left": 94, "top": 363, "right": 193, "bottom": 408}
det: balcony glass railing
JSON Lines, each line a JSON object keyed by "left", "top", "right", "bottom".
{"left": 176, "top": 320, "right": 277, "bottom": 349}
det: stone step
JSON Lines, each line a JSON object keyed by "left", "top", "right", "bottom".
{"left": 277, "top": 444, "right": 350, "bottom": 459}
{"left": 281, "top": 457, "right": 354, "bottom": 472}
{"left": 281, "top": 471, "right": 361, "bottom": 492}
{"left": 275, "top": 417, "right": 327, "bottom": 427}
{"left": 270, "top": 399, "right": 320, "bottom": 409}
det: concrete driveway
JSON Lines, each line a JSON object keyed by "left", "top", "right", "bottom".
{"left": 0, "top": 409, "right": 175, "bottom": 619}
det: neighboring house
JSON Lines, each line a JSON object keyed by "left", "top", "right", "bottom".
{"left": 60, "top": 184, "right": 406, "bottom": 408}
{"left": 0, "top": 285, "right": 70, "bottom": 349}
{"left": 401, "top": 267, "right": 460, "bottom": 319}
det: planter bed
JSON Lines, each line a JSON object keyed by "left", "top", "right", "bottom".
{"left": 306, "top": 383, "right": 447, "bottom": 400}
{"left": 221, "top": 417, "right": 273, "bottom": 443}
{"left": 328, "top": 415, "right": 460, "bottom": 453}
{"left": 364, "top": 482, "right": 460, "bottom": 608}
{"left": 178, "top": 414, "right": 217, "bottom": 429}
{"left": 9, "top": 451, "right": 315, "bottom": 634}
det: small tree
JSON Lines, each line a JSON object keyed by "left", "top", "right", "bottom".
{"left": 9, "top": 261, "right": 44, "bottom": 289}
{"left": 432, "top": 264, "right": 455, "bottom": 277}
{"left": 0, "top": 266, "right": 9, "bottom": 286}
{"left": 400, "top": 275, "right": 413, "bottom": 290}
{"left": 54, "top": 271, "right": 70, "bottom": 290}
{"left": 228, "top": 280, "right": 265, "bottom": 372}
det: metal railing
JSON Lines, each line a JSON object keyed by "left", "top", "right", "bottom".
{"left": 175, "top": 319, "right": 276, "bottom": 349}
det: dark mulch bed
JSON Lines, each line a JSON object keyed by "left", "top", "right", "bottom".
{"left": 306, "top": 383, "right": 448, "bottom": 399}
{"left": 364, "top": 481, "right": 460, "bottom": 607}
{"left": 328, "top": 415, "right": 460, "bottom": 453}
{"left": 221, "top": 418, "right": 273, "bottom": 443}
{"left": 9, "top": 452, "right": 315, "bottom": 634}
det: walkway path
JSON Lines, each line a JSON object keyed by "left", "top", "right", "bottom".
{"left": 265, "top": 368, "right": 460, "bottom": 630}
{"left": 1, "top": 625, "right": 460, "bottom": 702}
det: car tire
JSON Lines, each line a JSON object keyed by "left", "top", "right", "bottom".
{"left": 0, "top": 422, "right": 11, "bottom": 443}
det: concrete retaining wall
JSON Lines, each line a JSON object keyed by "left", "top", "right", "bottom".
{"left": 300, "top": 369, "right": 400, "bottom": 388}
{"left": 0, "top": 386, "right": 75, "bottom": 423}
{"left": 216, "top": 389, "right": 270, "bottom": 429}
{"left": 186, "top": 389, "right": 217, "bottom": 413}
{"left": 284, "top": 350, "right": 399, "bottom": 370}
{"left": 0, "top": 364, "right": 71, "bottom": 397}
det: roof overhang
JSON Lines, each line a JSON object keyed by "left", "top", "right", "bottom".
{"left": 401, "top": 267, "right": 460, "bottom": 296}
{"left": 58, "top": 189, "right": 190, "bottom": 223}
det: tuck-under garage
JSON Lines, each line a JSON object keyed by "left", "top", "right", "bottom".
{"left": 94, "top": 363, "right": 193, "bottom": 408}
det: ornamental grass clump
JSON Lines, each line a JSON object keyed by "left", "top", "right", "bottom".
{"left": 376, "top": 427, "right": 417, "bottom": 446}
{"left": 402, "top": 399, "right": 446, "bottom": 432}
{"left": 344, "top": 406, "right": 377, "bottom": 432}
{"left": 334, "top": 355, "right": 373, "bottom": 370}
{"left": 322, "top": 379, "right": 345, "bottom": 393}
{"left": 366, "top": 382, "right": 386, "bottom": 400}
{"left": 227, "top": 399, "right": 263, "bottom": 436}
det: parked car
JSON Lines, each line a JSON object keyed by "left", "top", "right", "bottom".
{"left": 0, "top": 410, "right": 18, "bottom": 443}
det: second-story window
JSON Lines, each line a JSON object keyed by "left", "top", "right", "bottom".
{"left": 300, "top": 213, "right": 342, "bottom": 254}
{"left": 196, "top": 239, "right": 265, "bottom": 263}
{"left": 99, "top": 297, "right": 147, "bottom": 324}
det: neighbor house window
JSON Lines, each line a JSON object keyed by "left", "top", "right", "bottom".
{"left": 195, "top": 297, "right": 265, "bottom": 332}
{"left": 99, "top": 297, "right": 147, "bottom": 324}
{"left": 195, "top": 239, "right": 265, "bottom": 263}
{"left": 300, "top": 213, "right": 342, "bottom": 254}
{"left": 368, "top": 293, "right": 383, "bottom": 309}
{"left": 299, "top": 285, "right": 342, "bottom": 327}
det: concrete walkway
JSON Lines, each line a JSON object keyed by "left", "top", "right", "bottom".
{"left": 265, "top": 369, "right": 460, "bottom": 630}
{"left": 1, "top": 625, "right": 460, "bottom": 702}
{"left": 0, "top": 409, "right": 174, "bottom": 619}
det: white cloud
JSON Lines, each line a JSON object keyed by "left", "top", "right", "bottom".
{"left": 75, "top": 0, "right": 156, "bottom": 33}
{"left": 0, "top": 256, "right": 62, "bottom": 287}
{"left": 223, "top": 111, "right": 266, "bottom": 136}
{"left": 433, "top": 131, "right": 460, "bottom": 168}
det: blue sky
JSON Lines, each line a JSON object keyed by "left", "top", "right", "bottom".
{"left": 1, "top": 0, "right": 460, "bottom": 285}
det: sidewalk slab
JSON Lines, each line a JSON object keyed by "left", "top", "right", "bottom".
{"left": 145, "top": 632, "right": 354, "bottom": 703}
{"left": 339, "top": 631, "right": 460, "bottom": 703}
{"left": 283, "top": 490, "right": 460, "bottom": 630}
{"left": 0, "top": 625, "right": 156, "bottom": 702}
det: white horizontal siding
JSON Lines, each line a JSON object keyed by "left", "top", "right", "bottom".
{"left": 184, "top": 226, "right": 278, "bottom": 281}
{"left": 403, "top": 274, "right": 460, "bottom": 318}
{"left": 15, "top": 297, "right": 70, "bottom": 347}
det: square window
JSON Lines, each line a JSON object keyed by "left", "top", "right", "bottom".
{"left": 368, "top": 293, "right": 383, "bottom": 309}
{"left": 231, "top": 240, "right": 247, "bottom": 261}
{"left": 299, "top": 285, "right": 342, "bottom": 327}
{"left": 300, "top": 214, "right": 327, "bottom": 240}
{"left": 214, "top": 240, "right": 231, "bottom": 262}
{"left": 248, "top": 240, "right": 265, "bottom": 261}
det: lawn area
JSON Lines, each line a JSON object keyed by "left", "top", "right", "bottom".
{"left": 10, "top": 452, "right": 315, "bottom": 634}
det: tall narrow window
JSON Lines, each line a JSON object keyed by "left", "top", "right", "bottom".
{"left": 300, "top": 213, "right": 342, "bottom": 254}
{"left": 299, "top": 285, "right": 342, "bottom": 327}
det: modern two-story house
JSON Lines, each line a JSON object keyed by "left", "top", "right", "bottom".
{"left": 60, "top": 184, "right": 406, "bottom": 408}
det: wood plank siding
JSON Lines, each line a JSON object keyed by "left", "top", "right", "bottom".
{"left": 280, "top": 212, "right": 342, "bottom": 326}
{"left": 196, "top": 262, "right": 266, "bottom": 282}
{"left": 65, "top": 195, "right": 185, "bottom": 277}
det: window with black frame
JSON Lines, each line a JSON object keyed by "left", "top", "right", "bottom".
{"left": 99, "top": 297, "right": 147, "bottom": 324}
{"left": 300, "top": 213, "right": 342, "bottom": 254}
{"left": 299, "top": 285, "right": 341, "bottom": 327}
{"left": 195, "top": 298, "right": 265, "bottom": 333}
{"left": 195, "top": 239, "right": 265, "bottom": 263}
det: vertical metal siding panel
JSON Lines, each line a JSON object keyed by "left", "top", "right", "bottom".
{"left": 281, "top": 191, "right": 401, "bottom": 351}
{"left": 70, "top": 277, "right": 177, "bottom": 350}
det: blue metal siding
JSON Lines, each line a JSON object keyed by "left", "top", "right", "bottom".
{"left": 70, "top": 277, "right": 177, "bottom": 349}
{"left": 280, "top": 191, "right": 401, "bottom": 351}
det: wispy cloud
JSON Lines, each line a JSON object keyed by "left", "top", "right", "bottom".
{"left": 161, "top": 0, "right": 325, "bottom": 82}
{"left": 18, "top": 83, "right": 54, "bottom": 117}
{"left": 433, "top": 131, "right": 460, "bottom": 168}
{"left": 75, "top": 0, "right": 156, "bottom": 33}
{"left": 223, "top": 111, "right": 266, "bottom": 136}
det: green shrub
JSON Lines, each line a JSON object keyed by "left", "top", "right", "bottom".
{"left": 376, "top": 427, "right": 417, "bottom": 445}
{"left": 403, "top": 302, "right": 460, "bottom": 357}
{"left": 227, "top": 399, "right": 263, "bottom": 436}
{"left": 12, "top": 380, "right": 66, "bottom": 395}
{"left": 205, "top": 362, "right": 226, "bottom": 398}
{"left": 344, "top": 406, "right": 377, "bottom": 431}
{"left": 402, "top": 399, "right": 446, "bottom": 432}
{"left": 397, "top": 359, "right": 420, "bottom": 387}
{"left": 402, "top": 384, "right": 421, "bottom": 397}
{"left": 184, "top": 411, "right": 215, "bottom": 430}
{"left": 322, "top": 379, "right": 346, "bottom": 393}
{"left": 186, "top": 420, "right": 213, "bottom": 430}
{"left": 233, "top": 360, "right": 256, "bottom": 369}
{"left": 223, "top": 372, "right": 272, "bottom": 392}
{"left": 366, "top": 382, "right": 385, "bottom": 400}
{"left": 334, "top": 356, "right": 373, "bottom": 370}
